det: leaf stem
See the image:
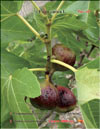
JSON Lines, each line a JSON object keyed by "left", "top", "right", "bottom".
{"left": 51, "top": 59, "right": 77, "bottom": 73}
{"left": 51, "top": 1, "right": 65, "bottom": 23}
{"left": 31, "top": 1, "right": 46, "bottom": 18}
{"left": 16, "top": 13, "right": 44, "bottom": 42}
{"left": 29, "top": 68, "right": 46, "bottom": 72}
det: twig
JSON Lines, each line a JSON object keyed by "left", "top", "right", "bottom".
{"left": 51, "top": 59, "right": 77, "bottom": 73}
{"left": 51, "top": 1, "right": 65, "bottom": 23}
{"left": 29, "top": 68, "right": 46, "bottom": 72}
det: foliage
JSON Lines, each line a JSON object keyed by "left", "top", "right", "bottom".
{"left": 1, "top": 1, "right": 99, "bottom": 129}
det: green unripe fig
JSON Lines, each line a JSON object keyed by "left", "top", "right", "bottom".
{"left": 52, "top": 44, "right": 76, "bottom": 71}
{"left": 55, "top": 86, "right": 77, "bottom": 113}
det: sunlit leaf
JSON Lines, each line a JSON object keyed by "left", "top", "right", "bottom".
{"left": 80, "top": 99, "right": 99, "bottom": 129}
{"left": 1, "top": 50, "right": 40, "bottom": 128}
{"left": 75, "top": 57, "right": 99, "bottom": 129}
{"left": 7, "top": 68, "right": 40, "bottom": 128}
{"left": 1, "top": 1, "right": 35, "bottom": 48}
{"left": 52, "top": 15, "right": 87, "bottom": 31}
{"left": 75, "top": 57, "right": 99, "bottom": 105}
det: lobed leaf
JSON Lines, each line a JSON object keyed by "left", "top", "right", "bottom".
{"left": 52, "top": 15, "right": 88, "bottom": 31}
{"left": 1, "top": 15, "right": 34, "bottom": 48}
{"left": 75, "top": 57, "right": 100, "bottom": 129}
{"left": 75, "top": 57, "right": 100, "bottom": 105}
{"left": 62, "top": 1, "right": 99, "bottom": 45}
{"left": 1, "top": 50, "right": 40, "bottom": 128}
{"left": 80, "top": 99, "right": 99, "bottom": 129}
{"left": 7, "top": 68, "right": 40, "bottom": 128}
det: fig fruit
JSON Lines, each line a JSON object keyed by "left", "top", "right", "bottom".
{"left": 52, "top": 44, "right": 76, "bottom": 71}
{"left": 55, "top": 86, "right": 77, "bottom": 112}
{"left": 30, "top": 80, "right": 58, "bottom": 110}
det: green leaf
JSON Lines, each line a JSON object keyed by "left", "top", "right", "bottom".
{"left": 1, "top": 50, "right": 30, "bottom": 76}
{"left": 33, "top": 11, "right": 46, "bottom": 32}
{"left": 62, "top": 1, "right": 99, "bottom": 45}
{"left": 7, "top": 68, "right": 40, "bottom": 128}
{"left": 83, "top": 12, "right": 99, "bottom": 46}
{"left": 1, "top": 1, "right": 35, "bottom": 48}
{"left": 1, "top": 15, "right": 34, "bottom": 48}
{"left": 1, "top": 1, "right": 23, "bottom": 24}
{"left": 56, "top": 29, "right": 86, "bottom": 56}
{"left": 75, "top": 57, "right": 99, "bottom": 129}
{"left": 52, "top": 15, "right": 87, "bottom": 31}
{"left": 64, "top": 1, "right": 88, "bottom": 15}
{"left": 1, "top": 117, "right": 16, "bottom": 128}
{"left": 25, "top": 13, "right": 40, "bottom": 32}
{"left": 45, "top": 1, "right": 61, "bottom": 11}
{"left": 52, "top": 71, "right": 69, "bottom": 87}
{"left": 1, "top": 50, "right": 41, "bottom": 128}
{"left": 1, "top": 50, "right": 30, "bottom": 127}
{"left": 72, "top": 88, "right": 78, "bottom": 99}
{"left": 75, "top": 57, "right": 100, "bottom": 105}
{"left": 64, "top": 1, "right": 99, "bottom": 16}
{"left": 45, "top": 1, "right": 74, "bottom": 16}
{"left": 22, "top": 39, "right": 46, "bottom": 67}
{"left": 14, "top": 1, "right": 23, "bottom": 11}
{"left": 1, "top": 85, "right": 13, "bottom": 127}
{"left": 10, "top": 68, "right": 41, "bottom": 98}
{"left": 1, "top": 1, "right": 23, "bottom": 17}
{"left": 80, "top": 99, "right": 99, "bottom": 129}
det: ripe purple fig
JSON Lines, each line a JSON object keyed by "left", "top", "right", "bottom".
{"left": 30, "top": 81, "right": 58, "bottom": 110}
{"left": 55, "top": 86, "right": 77, "bottom": 112}
{"left": 52, "top": 44, "right": 76, "bottom": 71}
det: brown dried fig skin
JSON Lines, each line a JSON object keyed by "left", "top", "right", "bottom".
{"left": 55, "top": 86, "right": 77, "bottom": 113}
{"left": 52, "top": 44, "right": 76, "bottom": 71}
{"left": 30, "top": 81, "right": 59, "bottom": 110}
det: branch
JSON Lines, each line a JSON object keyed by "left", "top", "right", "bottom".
{"left": 29, "top": 68, "right": 46, "bottom": 72}
{"left": 31, "top": 1, "right": 52, "bottom": 74}
{"left": 16, "top": 13, "right": 44, "bottom": 42}
{"left": 45, "top": 17, "right": 52, "bottom": 74}
{"left": 51, "top": 59, "right": 77, "bottom": 73}
{"left": 51, "top": 1, "right": 65, "bottom": 23}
